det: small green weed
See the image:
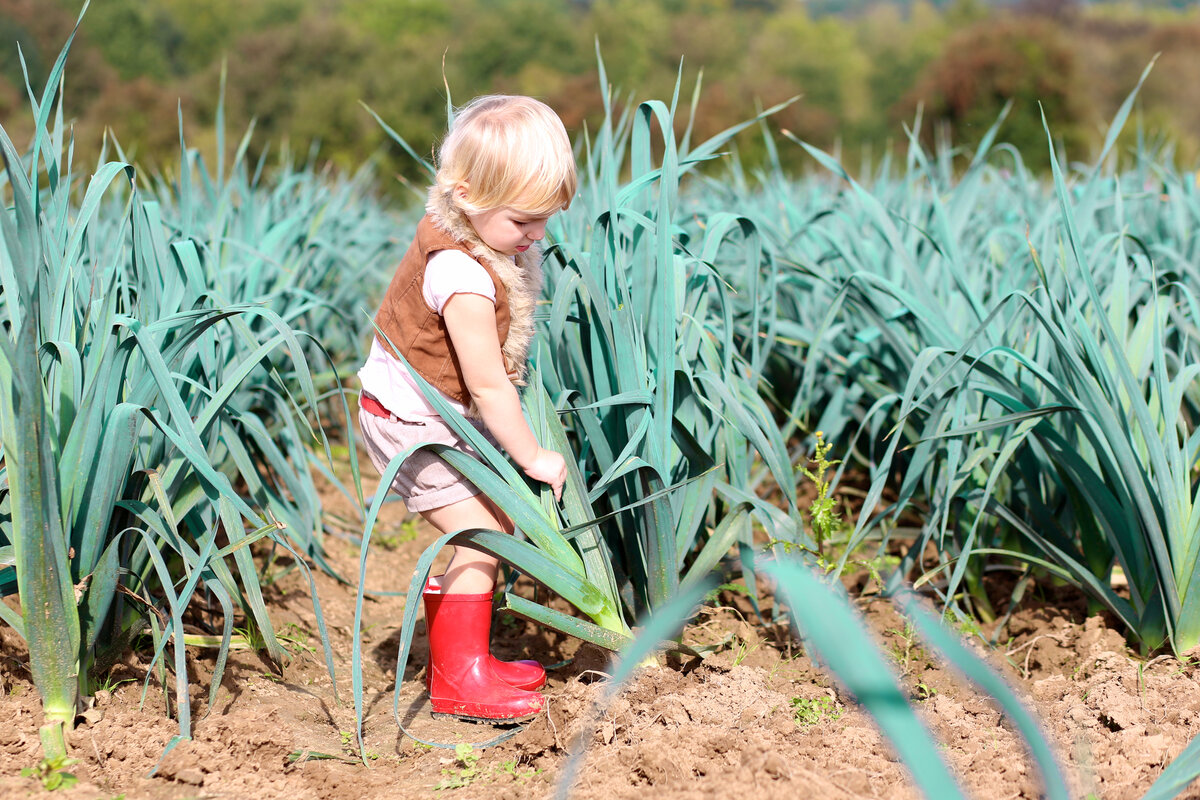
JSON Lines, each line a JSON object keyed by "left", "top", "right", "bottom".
{"left": 802, "top": 431, "right": 843, "bottom": 560}
{"left": 338, "top": 730, "right": 379, "bottom": 761}
{"left": 790, "top": 695, "right": 842, "bottom": 726}
{"left": 234, "top": 621, "right": 268, "bottom": 651}
{"left": 731, "top": 639, "right": 760, "bottom": 667}
{"left": 279, "top": 622, "right": 317, "bottom": 658}
{"left": 949, "top": 612, "right": 984, "bottom": 642}
{"left": 91, "top": 672, "right": 136, "bottom": 694}
{"left": 435, "top": 743, "right": 481, "bottom": 790}
{"left": 21, "top": 756, "right": 79, "bottom": 791}
{"left": 770, "top": 432, "right": 874, "bottom": 580}
{"left": 767, "top": 650, "right": 808, "bottom": 681}
{"left": 913, "top": 682, "right": 937, "bottom": 701}
{"left": 497, "top": 757, "right": 542, "bottom": 783}
{"left": 375, "top": 517, "right": 422, "bottom": 550}
{"left": 704, "top": 582, "right": 751, "bottom": 603}
{"left": 888, "top": 622, "right": 931, "bottom": 677}
{"left": 855, "top": 552, "right": 901, "bottom": 595}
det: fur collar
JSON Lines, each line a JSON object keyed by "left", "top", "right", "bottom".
{"left": 426, "top": 185, "right": 543, "bottom": 387}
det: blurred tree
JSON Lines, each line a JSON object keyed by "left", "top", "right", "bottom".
{"left": 585, "top": 0, "right": 671, "bottom": 90}
{"left": 156, "top": 0, "right": 307, "bottom": 73}
{"left": 858, "top": 1, "right": 950, "bottom": 143}
{"left": 7, "top": 0, "right": 1200, "bottom": 185}
{"left": 1, "top": 0, "right": 114, "bottom": 125}
{"left": 47, "top": 0, "right": 178, "bottom": 80}
{"left": 190, "top": 13, "right": 371, "bottom": 168}
{"left": 453, "top": 0, "right": 582, "bottom": 91}
{"left": 0, "top": 10, "right": 47, "bottom": 92}
{"left": 0, "top": 73, "right": 31, "bottom": 145}
{"left": 747, "top": 8, "right": 871, "bottom": 147}
{"left": 663, "top": 1, "right": 765, "bottom": 143}
{"left": 1136, "top": 22, "right": 1200, "bottom": 160}
{"left": 945, "top": 0, "right": 990, "bottom": 24}
{"left": 1015, "top": 0, "right": 1081, "bottom": 19}
{"left": 903, "top": 17, "right": 1095, "bottom": 165}
{"left": 80, "top": 75, "right": 185, "bottom": 168}
{"left": 338, "top": 0, "right": 453, "bottom": 43}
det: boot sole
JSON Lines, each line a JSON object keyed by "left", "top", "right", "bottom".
{"left": 431, "top": 710, "right": 540, "bottom": 725}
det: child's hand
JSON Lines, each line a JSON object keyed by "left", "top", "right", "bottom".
{"left": 524, "top": 447, "right": 567, "bottom": 502}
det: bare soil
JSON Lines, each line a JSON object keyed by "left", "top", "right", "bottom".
{"left": 3, "top": 447, "right": 1200, "bottom": 799}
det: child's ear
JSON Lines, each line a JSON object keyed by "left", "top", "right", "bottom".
{"left": 453, "top": 182, "right": 470, "bottom": 202}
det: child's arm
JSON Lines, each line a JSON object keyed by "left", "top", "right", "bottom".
{"left": 443, "top": 293, "right": 567, "bottom": 501}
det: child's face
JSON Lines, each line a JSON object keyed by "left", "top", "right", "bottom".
{"left": 465, "top": 207, "right": 554, "bottom": 257}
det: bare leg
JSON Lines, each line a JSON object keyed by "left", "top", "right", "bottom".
{"left": 420, "top": 493, "right": 514, "bottom": 594}
{"left": 419, "top": 494, "right": 543, "bottom": 721}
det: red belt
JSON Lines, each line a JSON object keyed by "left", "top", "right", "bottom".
{"left": 360, "top": 392, "right": 393, "bottom": 419}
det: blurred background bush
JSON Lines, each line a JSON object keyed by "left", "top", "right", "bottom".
{"left": 4, "top": 0, "right": 1199, "bottom": 199}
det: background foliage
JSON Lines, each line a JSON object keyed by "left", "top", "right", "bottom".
{"left": 3, "top": 0, "right": 1200, "bottom": 195}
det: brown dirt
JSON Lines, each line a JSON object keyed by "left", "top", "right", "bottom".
{"left": 3, "top": 447, "right": 1200, "bottom": 799}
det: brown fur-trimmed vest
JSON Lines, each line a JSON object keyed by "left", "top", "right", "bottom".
{"left": 372, "top": 186, "right": 543, "bottom": 416}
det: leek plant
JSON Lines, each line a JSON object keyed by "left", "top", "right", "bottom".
{"left": 538, "top": 62, "right": 805, "bottom": 619}
{"left": 0, "top": 17, "right": 354, "bottom": 758}
{"left": 135, "top": 73, "right": 408, "bottom": 557}
{"left": 880, "top": 109, "right": 1200, "bottom": 653}
{"left": 744, "top": 63, "right": 1200, "bottom": 654}
{"left": 662, "top": 62, "right": 1200, "bottom": 796}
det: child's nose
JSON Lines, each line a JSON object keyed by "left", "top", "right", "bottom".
{"left": 528, "top": 226, "right": 545, "bottom": 241}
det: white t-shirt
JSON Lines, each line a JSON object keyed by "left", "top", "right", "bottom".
{"left": 357, "top": 249, "right": 498, "bottom": 420}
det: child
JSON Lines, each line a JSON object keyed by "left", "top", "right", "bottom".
{"left": 357, "top": 95, "right": 575, "bottom": 723}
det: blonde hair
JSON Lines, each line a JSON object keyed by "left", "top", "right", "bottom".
{"left": 435, "top": 95, "right": 576, "bottom": 216}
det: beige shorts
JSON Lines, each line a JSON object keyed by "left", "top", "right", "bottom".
{"left": 357, "top": 392, "right": 499, "bottom": 513}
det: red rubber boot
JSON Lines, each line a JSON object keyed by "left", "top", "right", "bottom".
{"left": 424, "top": 577, "right": 546, "bottom": 691}
{"left": 423, "top": 588, "right": 544, "bottom": 723}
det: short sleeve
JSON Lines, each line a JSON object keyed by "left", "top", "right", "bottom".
{"left": 424, "top": 249, "right": 497, "bottom": 314}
